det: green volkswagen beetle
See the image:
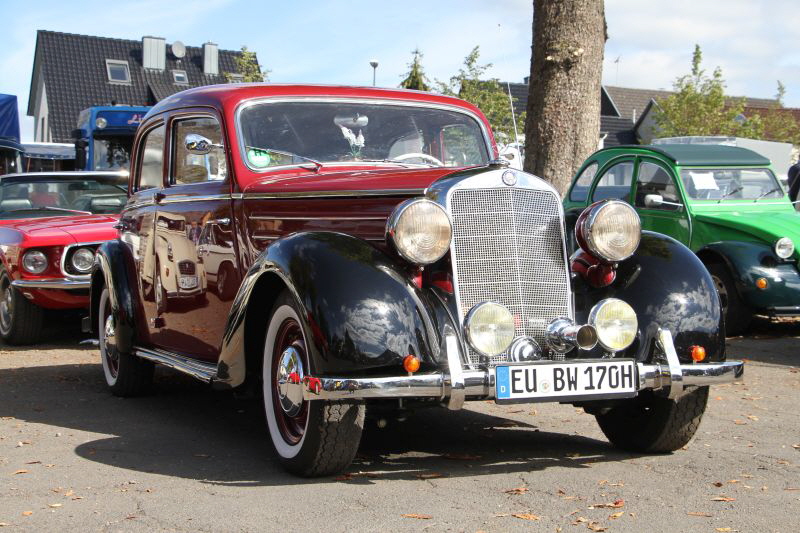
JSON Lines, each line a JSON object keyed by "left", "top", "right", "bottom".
{"left": 564, "top": 144, "right": 799, "bottom": 335}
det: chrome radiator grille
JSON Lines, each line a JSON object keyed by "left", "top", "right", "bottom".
{"left": 449, "top": 187, "right": 571, "bottom": 366}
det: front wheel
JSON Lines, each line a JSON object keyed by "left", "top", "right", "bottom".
{"left": 595, "top": 386, "right": 709, "bottom": 452}
{"left": 0, "top": 268, "right": 44, "bottom": 345}
{"left": 262, "top": 291, "right": 364, "bottom": 476}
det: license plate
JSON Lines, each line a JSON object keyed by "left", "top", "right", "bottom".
{"left": 179, "top": 276, "right": 198, "bottom": 289}
{"left": 495, "top": 360, "right": 637, "bottom": 403}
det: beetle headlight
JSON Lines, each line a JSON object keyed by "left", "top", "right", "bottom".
{"left": 588, "top": 298, "right": 637, "bottom": 352}
{"left": 576, "top": 200, "right": 641, "bottom": 263}
{"left": 465, "top": 302, "right": 516, "bottom": 356}
{"left": 71, "top": 247, "right": 95, "bottom": 274}
{"left": 22, "top": 250, "right": 48, "bottom": 274}
{"left": 386, "top": 198, "right": 451, "bottom": 265}
{"left": 775, "top": 237, "right": 794, "bottom": 259}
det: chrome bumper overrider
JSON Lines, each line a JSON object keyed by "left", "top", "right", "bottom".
{"left": 11, "top": 279, "right": 90, "bottom": 290}
{"left": 302, "top": 329, "right": 743, "bottom": 409}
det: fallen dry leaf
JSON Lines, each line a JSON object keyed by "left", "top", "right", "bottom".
{"left": 48, "top": 504, "right": 62, "bottom": 508}
{"left": 401, "top": 514, "right": 432, "bottom": 520}
{"left": 22, "top": 512, "right": 32, "bottom": 516}
{"left": 712, "top": 481, "right": 724, "bottom": 487}
{"left": 609, "top": 512, "right": 624, "bottom": 519}
{"left": 512, "top": 513, "right": 541, "bottom": 521}
{"left": 416, "top": 472, "right": 445, "bottom": 480}
{"left": 715, "top": 528, "right": 734, "bottom": 532}
{"left": 504, "top": 486, "right": 529, "bottom": 495}
{"left": 687, "top": 512, "right": 713, "bottom": 517}
{"left": 24, "top": 461, "right": 41, "bottom": 465}
{"left": 572, "top": 517, "right": 588, "bottom": 524}
{"left": 442, "top": 453, "right": 481, "bottom": 460}
{"left": 746, "top": 415, "right": 758, "bottom": 421}
{"left": 587, "top": 522, "right": 608, "bottom": 532}
{"left": 588, "top": 499, "right": 624, "bottom": 509}
{"left": 12, "top": 469, "right": 28, "bottom": 475}
{"left": 791, "top": 444, "right": 799, "bottom": 450}
{"left": 711, "top": 496, "right": 736, "bottom": 502}
{"left": 0, "top": 522, "right": 10, "bottom": 527}
{"left": 333, "top": 474, "right": 352, "bottom": 481}
{"left": 733, "top": 420, "right": 747, "bottom": 425}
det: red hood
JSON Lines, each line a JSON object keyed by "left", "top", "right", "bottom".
{"left": 0, "top": 215, "right": 119, "bottom": 245}
{"left": 242, "top": 166, "right": 463, "bottom": 195}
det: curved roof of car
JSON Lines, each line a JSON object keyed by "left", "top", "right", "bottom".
{"left": 145, "top": 83, "right": 487, "bottom": 119}
{"left": 600, "top": 144, "right": 771, "bottom": 166}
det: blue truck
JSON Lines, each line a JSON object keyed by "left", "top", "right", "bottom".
{"left": 72, "top": 105, "right": 150, "bottom": 171}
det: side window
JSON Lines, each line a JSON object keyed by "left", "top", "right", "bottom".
{"left": 635, "top": 161, "right": 680, "bottom": 210}
{"left": 591, "top": 161, "right": 634, "bottom": 202}
{"left": 569, "top": 162, "right": 598, "bottom": 202}
{"left": 138, "top": 124, "right": 165, "bottom": 190}
{"left": 172, "top": 117, "right": 227, "bottom": 185}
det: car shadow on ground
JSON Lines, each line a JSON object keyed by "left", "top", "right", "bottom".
{"left": 1, "top": 361, "right": 638, "bottom": 487}
{"left": 726, "top": 316, "right": 799, "bottom": 366}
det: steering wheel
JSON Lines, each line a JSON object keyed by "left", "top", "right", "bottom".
{"left": 391, "top": 153, "right": 444, "bottom": 166}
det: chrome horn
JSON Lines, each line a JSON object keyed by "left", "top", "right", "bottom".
{"left": 546, "top": 317, "right": 598, "bottom": 353}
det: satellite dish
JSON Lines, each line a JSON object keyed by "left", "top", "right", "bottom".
{"left": 171, "top": 41, "right": 186, "bottom": 59}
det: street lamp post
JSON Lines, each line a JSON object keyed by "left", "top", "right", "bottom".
{"left": 369, "top": 59, "right": 379, "bottom": 86}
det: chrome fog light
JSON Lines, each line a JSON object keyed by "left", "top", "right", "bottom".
{"left": 386, "top": 198, "right": 452, "bottom": 265}
{"left": 22, "top": 250, "right": 48, "bottom": 274}
{"left": 71, "top": 247, "right": 95, "bottom": 274}
{"left": 775, "top": 237, "right": 794, "bottom": 259}
{"left": 589, "top": 298, "right": 638, "bottom": 352}
{"left": 465, "top": 302, "right": 515, "bottom": 356}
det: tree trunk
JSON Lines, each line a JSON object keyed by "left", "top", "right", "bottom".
{"left": 524, "top": 0, "right": 606, "bottom": 196}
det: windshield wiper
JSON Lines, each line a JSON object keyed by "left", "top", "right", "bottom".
{"left": 754, "top": 187, "right": 782, "bottom": 202}
{"left": 246, "top": 146, "right": 322, "bottom": 173}
{"left": 717, "top": 186, "right": 743, "bottom": 203}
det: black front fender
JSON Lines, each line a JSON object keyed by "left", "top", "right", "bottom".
{"left": 574, "top": 231, "right": 724, "bottom": 364}
{"left": 90, "top": 240, "right": 140, "bottom": 354}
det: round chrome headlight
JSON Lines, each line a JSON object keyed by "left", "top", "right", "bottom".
{"left": 386, "top": 198, "right": 452, "bottom": 265}
{"left": 22, "top": 250, "right": 48, "bottom": 274}
{"left": 95, "top": 117, "right": 107, "bottom": 129}
{"left": 71, "top": 247, "right": 95, "bottom": 274}
{"left": 588, "top": 298, "right": 638, "bottom": 352}
{"left": 775, "top": 237, "right": 795, "bottom": 259}
{"left": 576, "top": 200, "right": 641, "bottom": 263}
{"left": 465, "top": 302, "right": 516, "bottom": 356}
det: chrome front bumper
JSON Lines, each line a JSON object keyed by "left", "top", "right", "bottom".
{"left": 12, "top": 279, "right": 90, "bottom": 290}
{"left": 302, "top": 329, "right": 743, "bottom": 410}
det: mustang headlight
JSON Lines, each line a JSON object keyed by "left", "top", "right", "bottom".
{"left": 577, "top": 200, "right": 641, "bottom": 263}
{"left": 465, "top": 302, "right": 516, "bottom": 356}
{"left": 71, "top": 247, "right": 95, "bottom": 274}
{"left": 386, "top": 198, "right": 451, "bottom": 265}
{"left": 589, "top": 298, "right": 638, "bottom": 352}
{"left": 22, "top": 250, "right": 48, "bottom": 274}
{"left": 775, "top": 237, "right": 794, "bottom": 259}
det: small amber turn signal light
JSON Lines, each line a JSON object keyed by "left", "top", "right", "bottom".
{"left": 690, "top": 345, "right": 706, "bottom": 362}
{"left": 755, "top": 277, "right": 768, "bottom": 290}
{"left": 403, "top": 355, "right": 420, "bottom": 373}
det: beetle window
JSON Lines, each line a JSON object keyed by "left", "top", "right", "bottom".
{"left": 138, "top": 125, "right": 165, "bottom": 190}
{"left": 635, "top": 162, "right": 679, "bottom": 210}
{"left": 569, "top": 162, "right": 598, "bottom": 202}
{"left": 172, "top": 117, "right": 227, "bottom": 184}
{"left": 591, "top": 161, "right": 633, "bottom": 201}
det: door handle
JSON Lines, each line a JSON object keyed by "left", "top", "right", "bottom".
{"left": 154, "top": 191, "right": 166, "bottom": 203}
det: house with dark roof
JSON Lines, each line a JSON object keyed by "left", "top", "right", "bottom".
{"left": 27, "top": 30, "right": 258, "bottom": 143}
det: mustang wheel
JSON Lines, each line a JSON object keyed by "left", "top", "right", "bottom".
{"left": 595, "top": 386, "right": 709, "bottom": 453}
{"left": 98, "top": 287, "right": 153, "bottom": 396}
{"left": 262, "top": 290, "right": 364, "bottom": 476}
{"left": 707, "top": 263, "right": 751, "bottom": 336}
{"left": 0, "top": 268, "right": 44, "bottom": 345}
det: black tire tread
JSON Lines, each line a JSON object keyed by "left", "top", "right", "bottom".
{"left": 302, "top": 402, "right": 365, "bottom": 477}
{"left": 0, "top": 269, "right": 44, "bottom": 345}
{"left": 707, "top": 263, "right": 751, "bottom": 336}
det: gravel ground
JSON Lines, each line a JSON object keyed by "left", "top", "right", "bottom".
{"left": 0, "top": 316, "right": 798, "bottom": 532}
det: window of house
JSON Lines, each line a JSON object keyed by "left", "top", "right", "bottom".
{"left": 172, "top": 117, "right": 227, "bottom": 184}
{"left": 635, "top": 161, "right": 680, "bottom": 210}
{"left": 591, "top": 161, "right": 634, "bottom": 201}
{"left": 106, "top": 60, "right": 131, "bottom": 83}
{"left": 138, "top": 125, "right": 165, "bottom": 190}
{"left": 172, "top": 70, "right": 188, "bottom": 84}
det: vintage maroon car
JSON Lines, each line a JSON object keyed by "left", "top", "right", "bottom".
{"left": 89, "top": 84, "right": 743, "bottom": 476}
{"left": 0, "top": 171, "right": 126, "bottom": 344}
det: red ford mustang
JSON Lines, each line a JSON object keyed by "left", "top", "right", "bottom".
{"left": 0, "top": 171, "right": 126, "bottom": 344}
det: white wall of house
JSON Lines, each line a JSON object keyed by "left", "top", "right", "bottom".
{"left": 32, "top": 78, "right": 50, "bottom": 142}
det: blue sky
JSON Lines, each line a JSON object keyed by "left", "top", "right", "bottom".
{"left": 3, "top": 0, "right": 800, "bottom": 141}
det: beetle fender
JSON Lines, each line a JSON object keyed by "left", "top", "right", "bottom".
{"left": 574, "top": 231, "right": 724, "bottom": 364}
{"left": 216, "top": 232, "right": 441, "bottom": 389}
{"left": 90, "top": 240, "right": 141, "bottom": 354}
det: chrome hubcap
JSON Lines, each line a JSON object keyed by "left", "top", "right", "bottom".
{"left": 276, "top": 346, "right": 304, "bottom": 416}
{"left": 0, "top": 283, "right": 12, "bottom": 331}
{"left": 103, "top": 314, "right": 116, "bottom": 351}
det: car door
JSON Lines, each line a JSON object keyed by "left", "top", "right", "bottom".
{"left": 149, "top": 112, "right": 239, "bottom": 362}
{"left": 632, "top": 158, "right": 690, "bottom": 245}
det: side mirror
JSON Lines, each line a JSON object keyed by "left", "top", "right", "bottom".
{"left": 644, "top": 194, "right": 663, "bottom": 208}
{"left": 185, "top": 134, "right": 221, "bottom": 155}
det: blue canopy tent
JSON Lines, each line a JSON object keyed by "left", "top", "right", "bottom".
{"left": 0, "top": 94, "right": 20, "bottom": 143}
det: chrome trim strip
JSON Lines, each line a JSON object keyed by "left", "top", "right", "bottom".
{"left": 60, "top": 241, "right": 105, "bottom": 281}
{"left": 234, "top": 97, "right": 494, "bottom": 174}
{"left": 12, "top": 279, "right": 90, "bottom": 290}
{"left": 250, "top": 215, "right": 387, "bottom": 221}
{"left": 158, "top": 194, "right": 232, "bottom": 204}
{"left": 444, "top": 328, "right": 465, "bottom": 410}
{"left": 134, "top": 346, "right": 217, "bottom": 383}
{"left": 252, "top": 234, "right": 280, "bottom": 241}
{"left": 242, "top": 189, "right": 425, "bottom": 200}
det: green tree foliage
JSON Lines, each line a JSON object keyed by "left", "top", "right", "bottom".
{"left": 226, "top": 46, "right": 270, "bottom": 83}
{"left": 759, "top": 81, "right": 800, "bottom": 145}
{"left": 399, "top": 49, "right": 430, "bottom": 91}
{"left": 435, "top": 46, "right": 525, "bottom": 141}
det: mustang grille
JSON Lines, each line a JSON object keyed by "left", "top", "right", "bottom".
{"left": 449, "top": 187, "right": 571, "bottom": 366}
{"left": 178, "top": 260, "right": 196, "bottom": 275}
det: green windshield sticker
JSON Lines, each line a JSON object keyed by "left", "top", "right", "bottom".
{"left": 248, "top": 148, "right": 271, "bottom": 168}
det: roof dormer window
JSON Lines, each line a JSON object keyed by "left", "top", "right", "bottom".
{"left": 172, "top": 70, "right": 188, "bottom": 84}
{"left": 106, "top": 59, "right": 131, "bottom": 83}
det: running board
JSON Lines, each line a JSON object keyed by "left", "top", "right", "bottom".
{"left": 134, "top": 346, "right": 217, "bottom": 383}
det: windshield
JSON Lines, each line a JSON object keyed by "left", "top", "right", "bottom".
{"left": 680, "top": 168, "right": 784, "bottom": 200}
{"left": 238, "top": 101, "right": 489, "bottom": 169}
{"left": 93, "top": 136, "right": 134, "bottom": 170}
{"left": 0, "top": 179, "right": 127, "bottom": 218}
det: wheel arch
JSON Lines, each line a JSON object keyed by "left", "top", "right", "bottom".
{"left": 90, "top": 240, "right": 141, "bottom": 354}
